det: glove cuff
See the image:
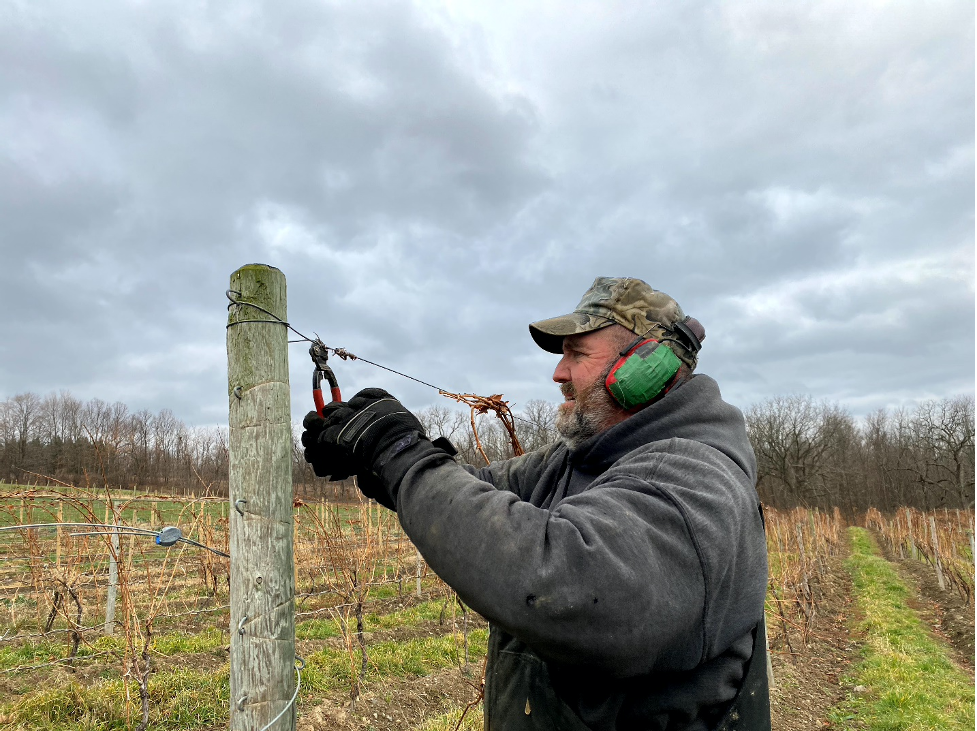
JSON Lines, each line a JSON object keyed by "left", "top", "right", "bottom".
{"left": 356, "top": 472, "right": 397, "bottom": 511}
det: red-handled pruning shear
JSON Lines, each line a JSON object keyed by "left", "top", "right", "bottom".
{"left": 310, "top": 338, "right": 342, "bottom": 416}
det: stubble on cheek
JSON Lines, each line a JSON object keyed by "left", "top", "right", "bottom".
{"left": 555, "top": 361, "right": 624, "bottom": 448}
{"left": 555, "top": 378, "right": 602, "bottom": 446}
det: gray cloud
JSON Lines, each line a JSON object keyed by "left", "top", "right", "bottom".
{"left": 0, "top": 0, "right": 971, "bottom": 426}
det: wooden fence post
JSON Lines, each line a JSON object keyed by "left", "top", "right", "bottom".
{"left": 929, "top": 515, "right": 946, "bottom": 591}
{"left": 227, "top": 264, "right": 296, "bottom": 731}
{"left": 970, "top": 518, "right": 977, "bottom": 566}
{"left": 104, "top": 501, "right": 119, "bottom": 636}
{"left": 904, "top": 508, "right": 916, "bottom": 559}
{"left": 56, "top": 500, "right": 63, "bottom": 570}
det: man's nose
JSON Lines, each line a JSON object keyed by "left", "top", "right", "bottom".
{"left": 553, "top": 356, "right": 570, "bottom": 383}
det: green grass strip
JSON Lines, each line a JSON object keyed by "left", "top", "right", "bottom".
{"left": 368, "top": 599, "right": 454, "bottom": 629}
{"left": 0, "top": 624, "right": 486, "bottom": 728}
{"left": 303, "top": 628, "right": 488, "bottom": 693}
{"left": 296, "top": 599, "right": 456, "bottom": 640}
{"left": 0, "top": 666, "right": 228, "bottom": 730}
{"left": 830, "top": 528, "right": 975, "bottom": 730}
{"left": 0, "top": 629, "right": 225, "bottom": 673}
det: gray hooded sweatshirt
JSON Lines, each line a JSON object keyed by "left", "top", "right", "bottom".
{"left": 392, "top": 374, "right": 768, "bottom": 730}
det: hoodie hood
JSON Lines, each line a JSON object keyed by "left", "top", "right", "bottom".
{"left": 567, "top": 374, "right": 757, "bottom": 483}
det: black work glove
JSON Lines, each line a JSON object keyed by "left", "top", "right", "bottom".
{"left": 301, "top": 388, "right": 457, "bottom": 510}
{"left": 301, "top": 402, "right": 355, "bottom": 481}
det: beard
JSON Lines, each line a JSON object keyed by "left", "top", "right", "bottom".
{"left": 555, "top": 363, "right": 622, "bottom": 449}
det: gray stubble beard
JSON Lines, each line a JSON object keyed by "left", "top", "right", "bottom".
{"left": 555, "top": 362, "right": 623, "bottom": 450}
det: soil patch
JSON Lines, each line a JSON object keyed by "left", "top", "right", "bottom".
{"left": 768, "top": 546, "right": 862, "bottom": 730}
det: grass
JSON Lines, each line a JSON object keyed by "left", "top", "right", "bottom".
{"left": 0, "top": 666, "right": 229, "bottom": 730}
{"left": 296, "top": 616, "right": 341, "bottom": 640}
{"left": 0, "top": 628, "right": 225, "bottom": 674}
{"left": 829, "top": 528, "right": 975, "bottom": 730}
{"left": 369, "top": 629, "right": 487, "bottom": 678}
{"left": 0, "top": 623, "right": 489, "bottom": 729}
{"left": 0, "top": 485, "right": 229, "bottom": 529}
{"left": 0, "top": 639, "right": 97, "bottom": 671}
{"left": 367, "top": 600, "right": 452, "bottom": 629}
{"left": 412, "top": 705, "right": 483, "bottom": 730}
{"left": 303, "top": 628, "right": 488, "bottom": 692}
{"left": 0, "top": 489, "right": 488, "bottom": 728}
{"left": 150, "top": 627, "right": 225, "bottom": 655}
{"left": 295, "top": 599, "right": 458, "bottom": 640}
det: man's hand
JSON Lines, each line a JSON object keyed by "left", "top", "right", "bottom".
{"left": 301, "top": 388, "right": 456, "bottom": 509}
{"left": 301, "top": 402, "right": 356, "bottom": 481}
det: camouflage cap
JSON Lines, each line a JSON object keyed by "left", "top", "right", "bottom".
{"left": 529, "top": 277, "right": 704, "bottom": 368}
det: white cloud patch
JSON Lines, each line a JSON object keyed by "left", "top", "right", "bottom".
{"left": 748, "top": 186, "right": 886, "bottom": 229}
{"left": 725, "top": 246, "right": 974, "bottom": 331}
{"left": 925, "top": 142, "right": 975, "bottom": 181}
{"left": 253, "top": 202, "right": 330, "bottom": 257}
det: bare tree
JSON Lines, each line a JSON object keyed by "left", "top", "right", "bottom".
{"left": 899, "top": 396, "right": 975, "bottom": 509}
{"left": 416, "top": 404, "right": 467, "bottom": 443}
{"left": 516, "top": 399, "right": 559, "bottom": 452}
{"left": 746, "top": 395, "right": 857, "bottom": 508}
{"left": 10, "top": 392, "right": 42, "bottom": 466}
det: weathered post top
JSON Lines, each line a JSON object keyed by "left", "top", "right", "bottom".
{"left": 227, "top": 264, "right": 296, "bottom": 731}
{"left": 226, "top": 261, "right": 290, "bottom": 418}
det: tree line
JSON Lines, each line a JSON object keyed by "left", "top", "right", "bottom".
{"left": 0, "top": 391, "right": 228, "bottom": 494}
{"left": 1, "top": 389, "right": 972, "bottom": 511}
{"left": 747, "top": 394, "right": 974, "bottom": 512}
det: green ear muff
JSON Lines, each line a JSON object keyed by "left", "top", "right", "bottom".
{"left": 605, "top": 340, "right": 682, "bottom": 410}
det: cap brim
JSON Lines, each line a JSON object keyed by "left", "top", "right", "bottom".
{"left": 528, "top": 313, "right": 612, "bottom": 354}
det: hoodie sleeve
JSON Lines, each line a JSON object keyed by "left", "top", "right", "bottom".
{"left": 393, "top": 447, "right": 711, "bottom": 676}
{"left": 460, "top": 442, "right": 564, "bottom": 501}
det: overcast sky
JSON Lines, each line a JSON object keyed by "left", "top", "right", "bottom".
{"left": 1, "top": 0, "right": 973, "bottom": 427}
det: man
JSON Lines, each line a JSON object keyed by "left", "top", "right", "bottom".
{"left": 303, "top": 277, "right": 770, "bottom": 730}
